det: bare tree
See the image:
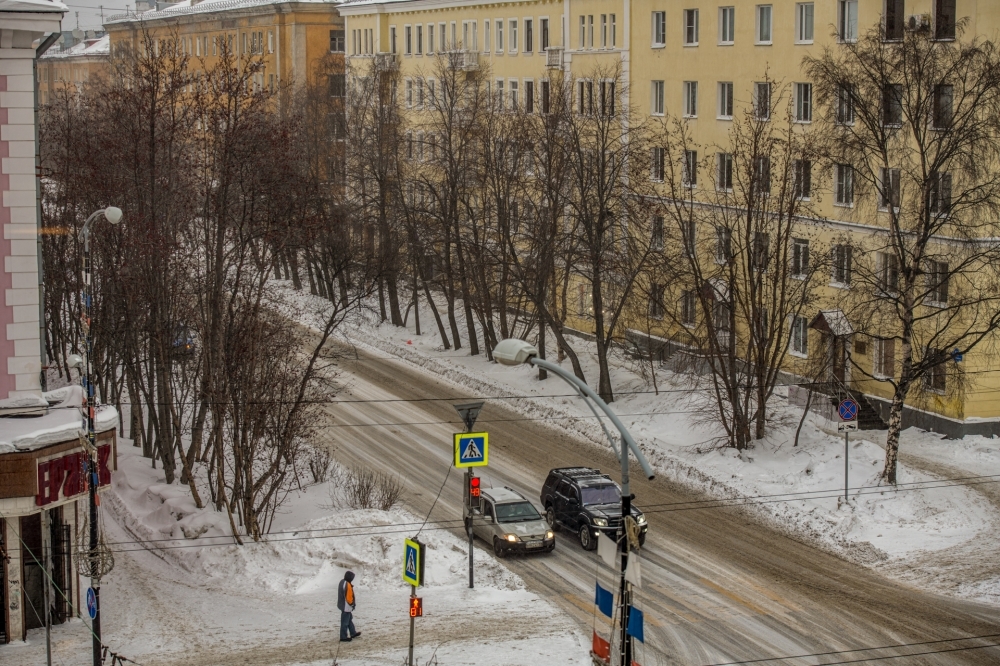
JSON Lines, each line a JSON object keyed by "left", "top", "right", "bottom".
{"left": 806, "top": 22, "right": 1000, "bottom": 483}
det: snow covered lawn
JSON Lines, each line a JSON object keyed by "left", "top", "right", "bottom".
{"left": 272, "top": 281, "right": 1000, "bottom": 605}
{"left": 4, "top": 444, "right": 589, "bottom": 666}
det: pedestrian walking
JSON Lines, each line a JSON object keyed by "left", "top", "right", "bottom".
{"left": 337, "top": 570, "right": 361, "bottom": 642}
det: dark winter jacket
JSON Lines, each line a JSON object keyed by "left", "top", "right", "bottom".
{"left": 337, "top": 571, "right": 356, "bottom": 613}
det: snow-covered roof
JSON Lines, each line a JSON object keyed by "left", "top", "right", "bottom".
{"left": 106, "top": 0, "right": 340, "bottom": 24}
{"left": 810, "top": 309, "right": 854, "bottom": 337}
{"left": 41, "top": 34, "right": 110, "bottom": 59}
{"left": 0, "top": 0, "right": 66, "bottom": 12}
{"left": 0, "top": 385, "right": 118, "bottom": 455}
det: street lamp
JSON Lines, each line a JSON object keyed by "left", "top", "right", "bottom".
{"left": 78, "top": 207, "right": 122, "bottom": 666}
{"left": 493, "top": 338, "right": 654, "bottom": 666}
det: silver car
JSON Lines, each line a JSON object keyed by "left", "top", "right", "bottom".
{"left": 471, "top": 487, "right": 555, "bottom": 557}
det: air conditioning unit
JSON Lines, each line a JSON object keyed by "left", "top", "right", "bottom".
{"left": 905, "top": 14, "right": 931, "bottom": 32}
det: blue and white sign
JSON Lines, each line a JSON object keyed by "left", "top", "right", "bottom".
{"left": 86, "top": 587, "right": 97, "bottom": 620}
{"left": 838, "top": 398, "right": 859, "bottom": 421}
{"left": 453, "top": 432, "right": 489, "bottom": 468}
{"left": 402, "top": 538, "right": 424, "bottom": 587}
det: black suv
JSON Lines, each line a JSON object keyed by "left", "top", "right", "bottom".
{"left": 540, "top": 467, "right": 647, "bottom": 551}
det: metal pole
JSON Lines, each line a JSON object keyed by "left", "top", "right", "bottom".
{"left": 408, "top": 584, "right": 416, "bottom": 666}
{"left": 844, "top": 430, "right": 849, "bottom": 502}
{"left": 43, "top": 509, "right": 51, "bottom": 666}
{"left": 466, "top": 468, "right": 474, "bottom": 589}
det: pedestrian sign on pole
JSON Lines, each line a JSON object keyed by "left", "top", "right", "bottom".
{"left": 86, "top": 588, "right": 97, "bottom": 620}
{"left": 454, "top": 432, "right": 489, "bottom": 468}
{"left": 403, "top": 538, "right": 425, "bottom": 587}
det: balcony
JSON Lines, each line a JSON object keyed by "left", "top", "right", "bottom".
{"left": 545, "top": 47, "right": 564, "bottom": 69}
{"left": 376, "top": 52, "right": 399, "bottom": 70}
{"left": 446, "top": 50, "right": 479, "bottom": 71}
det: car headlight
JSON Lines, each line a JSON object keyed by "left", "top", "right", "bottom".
{"left": 545, "top": 531, "right": 554, "bottom": 539}
{"left": 636, "top": 514, "right": 647, "bottom": 525}
{"left": 505, "top": 534, "right": 519, "bottom": 542}
{"left": 592, "top": 518, "right": 608, "bottom": 527}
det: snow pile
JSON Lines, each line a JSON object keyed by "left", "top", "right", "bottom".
{"left": 272, "top": 281, "right": 999, "bottom": 600}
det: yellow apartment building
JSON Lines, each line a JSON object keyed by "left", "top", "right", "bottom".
{"left": 103, "top": 0, "right": 347, "bottom": 90}
{"left": 37, "top": 35, "right": 110, "bottom": 104}
{"left": 344, "top": 0, "right": 1000, "bottom": 436}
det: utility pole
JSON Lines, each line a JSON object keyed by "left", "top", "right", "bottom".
{"left": 453, "top": 402, "right": 483, "bottom": 590}
{"left": 42, "top": 509, "right": 52, "bottom": 666}
{"left": 408, "top": 584, "right": 415, "bottom": 666}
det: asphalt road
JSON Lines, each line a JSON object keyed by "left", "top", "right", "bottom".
{"left": 317, "top": 344, "right": 1000, "bottom": 666}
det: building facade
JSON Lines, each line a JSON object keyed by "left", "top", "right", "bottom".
{"left": 37, "top": 33, "right": 110, "bottom": 104}
{"left": 340, "top": 0, "right": 1000, "bottom": 436}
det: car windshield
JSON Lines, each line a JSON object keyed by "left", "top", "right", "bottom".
{"left": 495, "top": 501, "right": 542, "bottom": 523}
{"left": 581, "top": 485, "right": 620, "bottom": 506}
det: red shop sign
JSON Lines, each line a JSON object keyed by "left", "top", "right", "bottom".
{"left": 35, "top": 443, "right": 112, "bottom": 507}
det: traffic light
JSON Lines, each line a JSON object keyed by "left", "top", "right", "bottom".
{"left": 409, "top": 597, "right": 423, "bottom": 617}
{"left": 469, "top": 476, "right": 481, "bottom": 499}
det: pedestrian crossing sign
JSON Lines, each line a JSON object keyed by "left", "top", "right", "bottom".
{"left": 454, "top": 432, "right": 489, "bottom": 468}
{"left": 403, "top": 537, "right": 424, "bottom": 587}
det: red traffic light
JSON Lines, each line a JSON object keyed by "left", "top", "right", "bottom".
{"left": 409, "top": 597, "right": 423, "bottom": 617}
{"left": 469, "top": 476, "right": 481, "bottom": 498}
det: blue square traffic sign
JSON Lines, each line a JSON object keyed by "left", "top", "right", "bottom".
{"left": 454, "top": 432, "right": 489, "bottom": 468}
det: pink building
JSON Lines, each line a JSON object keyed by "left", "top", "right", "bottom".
{"left": 1, "top": 0, "right": 65, "bottom": 400}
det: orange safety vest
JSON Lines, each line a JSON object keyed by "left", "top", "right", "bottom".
{"left": 345, "top": 581, "right": 355, "bottom": 607}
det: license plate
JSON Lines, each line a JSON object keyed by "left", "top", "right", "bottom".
{"left": 526, "top": 540, "right": 543, "bottom": 549}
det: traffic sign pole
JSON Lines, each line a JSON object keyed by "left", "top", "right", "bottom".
{"left": 408, "top": 584, "right": 416, "bottom": 666}
{"left": 454, "top": 402, "right": 486, "bottom": 592}
{"left": 838, "top": 399, "right": 859, "bottom": 503}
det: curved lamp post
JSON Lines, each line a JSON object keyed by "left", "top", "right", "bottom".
{"left": 78, "top": 206, "right": 122, "bottom": 666}
{"left": 493, "top": 338, "right": 654, "bottom": 666}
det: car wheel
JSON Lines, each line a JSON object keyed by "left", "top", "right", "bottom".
{"left": 493, "top": 537, "right": 506, "bottom": 558}
{"left": 638, "top": 531, "right": 646, "bottom": 547}
{"left": 545, "top": 505, "right": 560, "bottom": 532}
{"left": 579, "top": 524, "right": 596, "bottom": 551}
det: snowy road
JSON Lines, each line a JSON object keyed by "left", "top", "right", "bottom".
{"left": 318, "top": 344, "right": 1000, "bottom": 665}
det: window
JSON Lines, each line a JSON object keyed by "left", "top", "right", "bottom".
{"left": 588, "top": 15, "right": 594, "bottom": 48}
{"left": 795, "top": 83, "right": 812, "bottom": 122}
{"left": 268, "top": 31, "right": 274, "bottom": 53}
{"left": 510, "top": 79, "right": 519, "bottom": 109}
{"left": 525, "top": 19, "right": 533, "bottom": 52}
{"left": 839, "top": 0, "right": 859, "bottom": 41}
{"left": 753, "top": 156, "right": 771, "bottom": 195}
{"left": 510, "top": 19, "right": 518, "bottom": 53}
{"left": 427, "top": 79, "right": 436, "bottom": 109}
{"left": 754, "top": 82, "right": 771, "bottom": 120}
{"left": 716, "top": 227, "right": 733, "bottom": 262}
{"left": 405, "top": 78, "right": 413, "bottom": 107}
{"left": 793, "top": 159, "right": 812, "bottom": 199}
{"left": 756, "top": 5, "right": 772, "bottom": 43}
{"left": 600, "top": 80, "right": 615, "bottom": 116}
{"left": 652, "top": 80, "right": 665, "bottom": 115}
{"left": 577, "top": 284, "right": 590, "bottom": 316}
{"left": 611, "top": 14, "right": 617, "bottom": 46}
{"left": 525, "top": 80, "right": 534, "bottom": 113}
{"left": 406, "top": 131, "right": 414, "bottom": 159}
{"left": 885, "top": 0, "right": 905, "bottom": 41}
{"left": 416, "top": 78, "right": 425, "bottom": 108}
{"left": 440, "top": 23, "right": 446, "bottom": 50}
{"left": 791, "top": 316, "right": 809, "bottom": 355}
{"left": 792, "top": 238, "right": 809, "bottom": 276}
{"left": 684, "top": 9, "right": 699, "bottom": 45}
{"left": 651, "top": 216, "right": 664, "bottom": 250}
{"left": 718, "top": 82, "right": 734, "bottom": 119}
{"left": 541, "top": 79, "right": 550, "bottom": 113}
{"left": 577, "top": 79, "right": 594, "bottom": 114}
{"left": 684, "top": 150, "right": 698, "bottom": 187}
{"left": 796, "top": 3, "right": 814, "bottom": 43}
{"left": 832, "top": 244, "right": 853, "bottom": 285}
{"left": 876, "top": 251, "right": 900, "bottom": 295}
{"left": 390, "top": 26, "right": 397, "bottom": 53}
{"left": 927, "top": 260, "right": 949, "bottom": 304}
{"left": 936, "top": 0, "right": 956, "bottom": 40}
{"left": 496, "top": 79, "right": 505, "bottom": 107}
{"left": 417, "top": 25, "right": 423, "bottom": 54}
{"left": 930, "top": 171, "right": 952, "bottom": 215}
{"left": 405, "top": 25, "right": 412, "bottom": 54}
{"left": 601, "top": 14, "right": 607, "bottom": 47}
{"left": 497, "top": 19, "right": 504, "bottom": 51}
{"left": 652, "top": 11, "right": 666, "bottom": 46}
{"left": 836, "top": 84, "right": 856, "bottom": 124}
{"left": 719, "top": 7, "right": 735, "bottom": 44}
{"left": 683, "top": 81, "right": 698, "bottom": 117}
{"left": 329, "top": 73, "right": 346, "bottom": 98}
{"left": 649, "top": 284, "right": 665, "bottom": 318}
{"left": 926, "top": 349, "right": 947, "bottom": 391}
{"left": 717, "top": 152, "right": 733, "bottom": 190}
{"left": 451, "top": 22, "right": 457, "bottom": 49}
{"left": 932, "top": 84, "right": 953, "bottom": 129}
{"left": 883, "top": 84, "right": 903, "bottom": 126}
{"left": 681, "top": 290, "right": 697, "bottom": 325}
{"left": 541, "top": 19, "right": 549, "bottom": 50}
{"left": 651, "top": 147, "right": 665, "bottom": 181}
{"left": 579, "top": 16, "right": 585, "bottom": 48}
{"left": 874, "top": 338, "right": 895, "bottom": 377}
{"left": 682, "top": 219, "right": 696, "bottom": 256}
{"left": 752, "top": 231, "right": 770, "bottom": 270}
{"left": 879, "top": 167, "right": 901, "bottom": 210}
{"left": 835, "top": 164, "right": 854, "bottom": 206}
{"left": 428, "top": 23, "right": 435, "bottom": 53}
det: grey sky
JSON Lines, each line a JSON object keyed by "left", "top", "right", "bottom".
{"left": 59, "top": 0, "right": 132, "bottom": 31}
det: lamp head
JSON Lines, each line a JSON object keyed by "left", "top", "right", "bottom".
{"left": 67, "top": 354, "right": 84, "bottom": 369}
{"left": 103, "top": 206, "right": 123, "bottom": 225}
{"left": 493, "top": 339, "right": 538, "bottom": 366}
